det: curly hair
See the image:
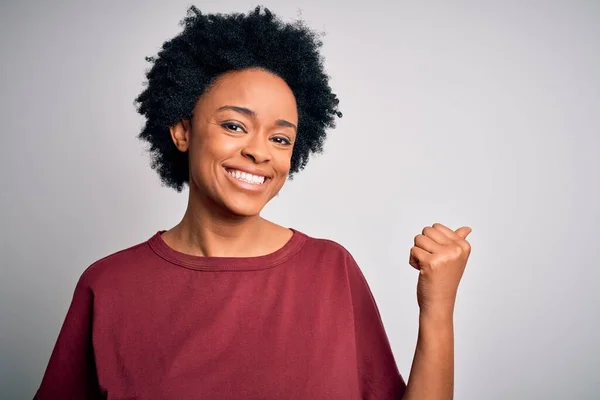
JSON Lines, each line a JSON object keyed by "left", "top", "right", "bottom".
{"left": 134, "top": 5, "right": 342, "bottom": 192}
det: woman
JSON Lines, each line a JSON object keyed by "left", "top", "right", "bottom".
{"left": 36, "top": 6, "right": 472, "bottom": 400}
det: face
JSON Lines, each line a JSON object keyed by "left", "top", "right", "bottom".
{"left": 170, "top": 68, "right": 298, "bottom": 218}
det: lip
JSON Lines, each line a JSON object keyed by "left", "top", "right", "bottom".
{"left": 223, "top": 165, "right": 272, "bottom": 179}
{"left": 223, "top": 167, "right": 271, "bottom": 193}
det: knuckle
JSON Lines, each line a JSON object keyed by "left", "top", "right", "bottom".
{"left": 429, "top": 257, "right": 442, "bottom": 270}
{"left": 422, "top": 226, "right": 431, "bottom": 235}
{"left": 410, "top": 246, "right": 421, "bottom": 259}
{"left": 450, "top": 244, "right": 463, "bottom": 258}
{"left": 420, "top": 262, "right": 432, "bottom": 272}
{"left": 457, "top": 239, "right": 471, "bottom": 254}
{"left": 429, "top": 253, "right": 446, "bottom": 268}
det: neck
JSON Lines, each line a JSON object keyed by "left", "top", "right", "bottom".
{"left": 164, "top": 189, "right": 274, "bottom": 258}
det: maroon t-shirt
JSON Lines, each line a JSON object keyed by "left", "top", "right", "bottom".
{"left": 36, "top": 229, "right": 406, "bottom": 399}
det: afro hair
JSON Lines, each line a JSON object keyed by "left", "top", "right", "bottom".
{"left": 134, "top": 5, "right": 342, "bottom": 192}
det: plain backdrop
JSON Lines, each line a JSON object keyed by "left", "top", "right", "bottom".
{"left": 1, "top": 0, "right": 599, "bottom": 398}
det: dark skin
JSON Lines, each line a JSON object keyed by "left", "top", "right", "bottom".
{"left": 162, "top": 68, "right": 297, "bottom": 258}
{"left": 160, "top": 67, "right": 472, "bottom": 399}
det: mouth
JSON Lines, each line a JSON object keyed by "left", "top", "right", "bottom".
{"left": 224, "top": 167, "right": 270, "bottom": 186}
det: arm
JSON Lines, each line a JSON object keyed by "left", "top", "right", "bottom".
{"left": 402, "top": 310, "right": 455, "bottom": 400}
{"left": 35, "top": 276, "right": 101, "bottom": 400}
{"left": 401, "top": 223, "right": 472, "bottom": 400}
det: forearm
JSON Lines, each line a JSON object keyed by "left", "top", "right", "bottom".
{"left": 401, "top": 311, "right": 455, "bottom": 400}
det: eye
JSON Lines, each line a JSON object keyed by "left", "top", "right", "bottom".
{"left": 271, "top": 136, "right": 292, "bottom": 146}
{"left": 221, "top": 122, "right": 246, "bottom": 133}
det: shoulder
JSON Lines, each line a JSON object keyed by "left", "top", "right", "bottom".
{"left": 76, "top": 233, "right": 157, "bottom": 290}
{"left": 293, "top": 229, "right": 361, "bottom": 271}
{"left": 293, "top": 229, "right": 376, "bottom": 298}
{"left": 294, "top": 229, "right": 351, "bottom": 255}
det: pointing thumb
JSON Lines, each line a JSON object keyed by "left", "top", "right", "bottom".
{"left": 455, "top": 226, "right": 472, "bottom": 239}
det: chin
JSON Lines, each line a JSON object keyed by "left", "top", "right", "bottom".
{"left": 217, "top": 194, "right": 268, "bottom": 218}
{"left": 217, "top": 182, "right": 278, "bottom": 218}
{"left": 224, "top": 203, "right": 265, "bottom": 218}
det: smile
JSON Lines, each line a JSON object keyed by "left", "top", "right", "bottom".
{"left": 225, "top": 168, "right": 267, "bottom": 185}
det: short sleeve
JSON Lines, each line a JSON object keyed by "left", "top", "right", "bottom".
{"left": 35, "top": 276, "right": 101, "bottom": 399}
{"left": 346, "top": 253, "right": 407, "bottom": 399}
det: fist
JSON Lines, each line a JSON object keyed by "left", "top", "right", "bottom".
{"left": 409, "top": 223, "right": 472, "bottom": 313}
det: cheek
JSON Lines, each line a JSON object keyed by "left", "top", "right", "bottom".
{"left": 187, "top": 142, "right": 218, "bottom": 188}
{"left": 189, "top": 131, "right": 232, "bottom": 171}
{"left": 277, "top": 151, "right": 293, "bottom": 174}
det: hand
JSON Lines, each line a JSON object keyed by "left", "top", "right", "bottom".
{"left": 409, "top": 223, "right": 472, "bottom": 315}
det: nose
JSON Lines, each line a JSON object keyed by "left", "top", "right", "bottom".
{"left": 241, "top": 133, "right": 271, "bottom": 164}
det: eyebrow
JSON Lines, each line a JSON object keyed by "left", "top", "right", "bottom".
{"left": 217, "top": 105, "right": 297, "bottom": 131}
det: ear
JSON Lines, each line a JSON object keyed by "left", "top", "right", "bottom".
{"left": 170, "top": 119, "right": 191, "bottom": 152}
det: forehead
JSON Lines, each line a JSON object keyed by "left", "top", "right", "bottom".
{"left": 198, "top": 69, "right": 298, "bottom": 122}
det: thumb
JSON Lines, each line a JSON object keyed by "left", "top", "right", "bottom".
{"left": 455, "top": 226, "right": 472, "bottom": 239}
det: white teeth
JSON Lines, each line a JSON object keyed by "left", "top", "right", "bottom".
{"left": 227, "top": 169, "right": 266, "bottom": 185}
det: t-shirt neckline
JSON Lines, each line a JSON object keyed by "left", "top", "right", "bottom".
{"left": 147, "top": 228, "right": 306, "bottom": 272}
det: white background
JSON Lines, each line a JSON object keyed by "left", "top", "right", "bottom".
{"left": 1, "top": 0, "right": 599, "bottom": 398}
